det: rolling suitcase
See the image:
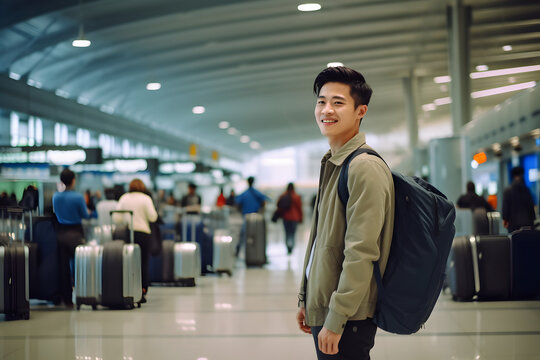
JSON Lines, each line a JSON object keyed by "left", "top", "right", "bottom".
{"left": 448, "top": 235, "right": 511, "bottom": 301}
{"left": 1, "top": 208, "right": 30, "bottom": 320}
{"left": 30, "top": 216, "right": 61, "bottom": 302}
{"left": 175, "top": 216, "right": 201, "bottom": 286}
{"left": 182, "top": 214, "right": 212, "bottom": 275}
{"left": 245, "top": 213, "right": 266, "bottom": 267}
{"left": 75, "top": 243, "right": 102, "bottom": 310}
{"left": 101, "top": 210, "right": 142, "bottom": 309}
{"left": 510, "top": 229, "right": 540, "bottom": 299}
{"left": 213, "top": 229, "right": 234, "bottom": 276}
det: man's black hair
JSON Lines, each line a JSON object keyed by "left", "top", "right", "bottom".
{"left": 313, "top": 66, "right": 373, "bottom": 108}
{"left": 60, "top": 168, "right": 75, "bottom": 187}
{"left": 511, "top": 166, "right": 525, "bottom": 178}
{"left": 247, "top": 176, "right": 255, "bottom": 187}
{"left": 466, "top": 181, "right": 476, "bottom": 193}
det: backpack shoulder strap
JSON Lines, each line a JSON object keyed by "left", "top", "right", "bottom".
{"left": 337, "top": 147, "right": 384, "bottom": 206}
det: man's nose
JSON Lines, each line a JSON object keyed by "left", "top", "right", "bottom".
{"left": 322, "top": 103, "right": 334, "bottom": 114}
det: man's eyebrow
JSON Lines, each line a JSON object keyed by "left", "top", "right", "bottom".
{"left": 317, "top": 95, "right": 346, "bottom": 100}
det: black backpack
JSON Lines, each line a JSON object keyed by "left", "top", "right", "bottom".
{"left": 338, "top": 147, "right": 456, "bottom": 334}
{"left": 277, "top": 193, "right": 292, "bottom": 210}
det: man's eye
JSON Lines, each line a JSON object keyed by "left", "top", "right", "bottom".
{"left": 317, "top": 101, "right": 325, "bottom": 104}
{"left": 335, "top": 101, "right": 343, "bottom": 105}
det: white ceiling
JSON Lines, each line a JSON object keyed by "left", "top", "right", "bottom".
{"left": 1, "top": 0, "right": 539, "bottom": 161}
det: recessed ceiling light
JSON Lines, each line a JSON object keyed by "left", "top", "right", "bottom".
{"left": 297, "top": 3, "right": 321, "bottom": 12}
{"left": 192, "top": 106, "right": 205, "bottom": 114}
{"left": 250, "top": 141, "right": 261, "bottom": 149}
{"left": 327, "top": 62, "right": 344, "bottom": 67}
{"left": 72, "top": 39, "right": 91, "bottom": 47}
{"left": 146, "top": 82, "right": 161, "bottom": 91}
{"left": 218, "top": 121, "right": 229, "bottom": 129}
{"left": 439, "top": 85, "right": 448, "bottom": 92}
{"left": 508, "top": 77, "right": 516, "bottom": 83}
{"left": 476, "top": 65, "right": 489, "bottom": 72}
{"left": 502, "top": 45, "right": 512, "bottom": 52}
{"left": 240, "top": 135, "right": 250, "bottom": 143}
{"left": 227, "top": 127, "right": 238, "bottom": 135}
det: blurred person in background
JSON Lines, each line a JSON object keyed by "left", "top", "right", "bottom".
{"left": 216, "top": 187, "right": 227, "bottom": 208}
{"left": 181, "top": 182, "right": 202, "bottom": 214}
{"left": 53, "top": 168, "right": 95, "bottom": 308}
{"left": 456, "top": 181, "right": 493, "bottom": 211}
{"left": 503, "top": 166, "right": 536, "bottom": 232}
{"left": 277, "top": 183, "right": 303, "bottom": 255}
{"left": 115, "top": 178, "right": 158, "bottom": 303}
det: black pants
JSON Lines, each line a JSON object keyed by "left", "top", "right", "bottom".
{"left": 130, "top": 231, "right": 150, "bottom": 292}
{"left": 283, "top": 220, "right": 298, "bottom": 252}
{"left": 56, "top": 224, "right": 84, "bottom": 305}
{"left": 311, "top": 319, "right": 377, "bottom": 360}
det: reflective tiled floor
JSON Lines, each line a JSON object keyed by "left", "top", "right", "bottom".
{"left": 1, "top": 221, "right": 540, "bottom": 360}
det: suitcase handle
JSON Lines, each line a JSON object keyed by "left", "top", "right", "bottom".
{"left": 110, "top": 210, "right": 134, "bottom": 244}
{"left": 6, "top": 207, "right": 29, "bottom": 244}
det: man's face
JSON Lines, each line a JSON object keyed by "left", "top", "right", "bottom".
{"left": 314, "top": 82, "right": 367, "bottom": 143}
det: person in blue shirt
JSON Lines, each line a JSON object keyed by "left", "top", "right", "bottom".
{"left": 52, "top": 168, "right": 94, "bottom": 308}
{"left": 234, "top": 176, "right": 269, "bottom": 256}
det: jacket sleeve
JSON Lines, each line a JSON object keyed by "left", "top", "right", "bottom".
{"left": 324, "top": 157, "right": 393, "bottom": 334}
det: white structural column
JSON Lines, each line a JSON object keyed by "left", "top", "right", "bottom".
{"left": 447, "top": 0, "right": 472, "bottom": 134}
{"left": 402, "top": 71, "right": 419, "bottom": 149}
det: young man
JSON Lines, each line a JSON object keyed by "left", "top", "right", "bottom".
{"left": 296, "top": 67, "right": 395, "bottom": 359}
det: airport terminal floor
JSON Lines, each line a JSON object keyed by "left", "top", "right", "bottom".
{"left": 1, "top": 221, "right": 540, "bottom": 360}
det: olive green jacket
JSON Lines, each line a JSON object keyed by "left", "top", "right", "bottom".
{"left": 299, "top": 133, "right": 395, "bottom": 335}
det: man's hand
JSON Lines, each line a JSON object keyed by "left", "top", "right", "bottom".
{"left": 503, "top": 219, "right": 509, "bottom": 229}
{"left": 318, "top": 327, "right": 342, "bottom": 355}
{"left": 296, "top": 307, "right": 311, "bottom": 334}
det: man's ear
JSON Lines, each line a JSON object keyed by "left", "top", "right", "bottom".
{"left": 356, "top": 104, "right": 368, "bottom": 121}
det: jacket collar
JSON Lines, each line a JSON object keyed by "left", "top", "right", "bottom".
{"left": 323, "top": 132, "right": 367, "bottom": 166}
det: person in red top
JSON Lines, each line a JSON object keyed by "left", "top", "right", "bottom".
{"left": 216, "top": 187, "right": 227, "bottom": 208}
{"left": 278, "top": 183, "right": 303, "bottom": 254}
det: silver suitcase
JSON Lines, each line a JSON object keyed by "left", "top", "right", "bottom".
{"left": 174, "top": 215, "right": 201, "bottom": 286}
{"left": 101, "top": 210, "right": 142, "bottom": 309}
{"left": 75, "top": 243, "right": 103, "bottom": 310}
{"left": 213, "top": 229, "right": 234, "bottom": 276}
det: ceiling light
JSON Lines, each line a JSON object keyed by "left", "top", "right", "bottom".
{"left": 440, "top": 85, "right": 448, "bottom": 92}
{"left": 434, "top": 75, "right": 451, "bottom": 84}
{"left": 218, "top": 121, "right": 230, "bottom": 129}
{"left": 9, "top": 72, "right": 21, "bottom": 80}
{"left": 476, "top": 65, "right": 489, "bottom": 72}
{"left": 72, "top": 24, "right": 91, "bottom": 47}
{"left": 502, "top": 45, "right": 512, "bottom": 52}
{"left": 471, "top": 81, "right": 536, "bottom": 99}
{"left": 240, "top": 135, "right": 250, "bottom": 143}
{"left": 250, "top": 141, "right": 261, "bottom": 150}
{"left": 146, "top": 82, "right": 161, "bottom": 91}
{"left": 470, "top": 64, "right": 540, "bottom": 79}
{"left": 434, "top": 97, "right": 452, "bottom": 106}
{"left": 327, "top": 62, "right": 344, "bottom": 67}
{"left": 298, "top": 3, "right": 321, "bottom": 12}
{"left": 422, "top": 103, "right": 436, "bottom": 112}
{"left": 508, "top": 77, "right": 516, "bottom": 83}
{"left": 227, "top": 127, "right": 238, "bottom": 135}
{"left": 435, "top": 64, "right": 540, "bottom": 84}
{"left": 192, "top": 106, "right": 205, "bottom": 114}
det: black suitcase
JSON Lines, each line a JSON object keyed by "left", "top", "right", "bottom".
{"left": 448, "top": 235, "right": 511, "bottom": 301}
{"left": 245, "top": 213, "right": 266, "bottom": 267}
{"left": 510, "top": 229, "right": 540, "bottom": 299}
{"left": 1, "top": 208, "right": 30, "bottom": 320}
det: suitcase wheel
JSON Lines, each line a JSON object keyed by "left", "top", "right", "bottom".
{"left": 137, "top": 302, "right": 141, "bottom": 308}
{"left": 92, "top": 305, "right": 97, "bottom": 311}
{"left": 76, "top": 304, "right": 81, "bottom": 311}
